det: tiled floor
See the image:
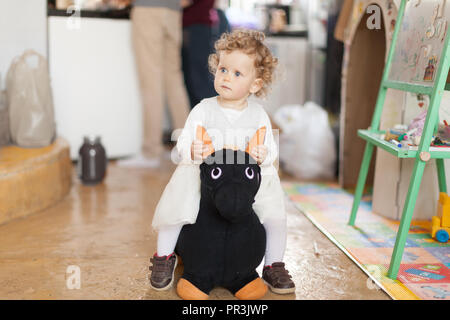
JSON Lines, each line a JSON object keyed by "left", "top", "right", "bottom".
{"left": 0, "top": 159, "right": 389, "bottom": 300}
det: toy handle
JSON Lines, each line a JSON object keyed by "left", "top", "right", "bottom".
{"left": 196, "top": 125, "right": 215, "bottom": 158}
{"left": 245, "top": 126, "right": 267, "bottom": 154}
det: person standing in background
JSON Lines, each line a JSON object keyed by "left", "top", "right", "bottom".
{"left": 182, "top": 0, "right": 231, "bottom": 109}
{"left": 118, "top": 0, "right": 191, "bottom": 168}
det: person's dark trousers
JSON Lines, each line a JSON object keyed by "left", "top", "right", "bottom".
{"left": 213, "top": 9, "right": 231, "bottom": 41}
{"left": 182, "top": 24, "right": 217, "bottom": 109}
{"left": 325, "top": 13, "right": 343, "bottom": 116}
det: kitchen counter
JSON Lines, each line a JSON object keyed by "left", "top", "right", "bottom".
{"left": 48, "top": 7, "right": 308, "bottom": 39}
{"left": 47, "top": 6, "right": 131, "bottom": 19}
{"left": 266, "top": 30, "right": 308, "bottom": 38}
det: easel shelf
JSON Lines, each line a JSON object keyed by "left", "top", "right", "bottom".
{"left": 358, "top": 130, "right": 450, "bottom": 159}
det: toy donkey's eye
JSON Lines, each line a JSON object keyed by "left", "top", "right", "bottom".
{"left": 245, "top": 167, "right": 254, "bottom": 179}
{"left": 211, "top": 167, "right": 222, "bottom": 179}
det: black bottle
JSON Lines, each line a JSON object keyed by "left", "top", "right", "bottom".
{"left": 78, "top": 136, "right": 107, "bottom": 185}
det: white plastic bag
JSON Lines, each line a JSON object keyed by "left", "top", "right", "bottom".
{"left": 6, "top": 50, "right": 56, "bottom": 147}
{"left": 274, "top": 102, "right": 336, "bottom": 180}
{"left": 0, "top": 74, "right": 9, "bottom": 146}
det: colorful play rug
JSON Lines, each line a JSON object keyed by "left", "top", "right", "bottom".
{"left": 283, "top": 182, "right": 450, "bottom": 300}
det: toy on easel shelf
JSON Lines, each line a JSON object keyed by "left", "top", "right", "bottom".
{"left": 431, "top": 192, "right": 450, "bottom": 243}
{"left": 431, "top": 136, "right": 449, "bottom": 146}
{"left": 381, "top": 124, "right": 416, "bottom": 149}
{"left": 407, "top": 109, "right": 428, "bottom": 145}
{"left": 381, "top": 119, "right": 450, "bottom": 149}
{"left": 440, "top": 120, "right": 450, "bottom": 138}
{"left": 429, "top": 121, "right": 450, "bottom": 147}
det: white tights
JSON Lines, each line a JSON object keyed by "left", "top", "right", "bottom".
{"left": 156, "top": 218, "right": 287, "bottom": 267}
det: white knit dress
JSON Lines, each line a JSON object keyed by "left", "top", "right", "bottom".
{"left": 151, "top": 97, "right": 286, "bottom": 229}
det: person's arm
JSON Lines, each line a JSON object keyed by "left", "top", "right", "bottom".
{"left": 180, "top": 0, "right": 193, "bottom": 8}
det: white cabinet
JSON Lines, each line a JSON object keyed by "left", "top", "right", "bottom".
{"left": 48, "top": 16, "right": 142, "bottom": 159}
{"left": 256, "top": 37, "right": 308, "bottom": 115}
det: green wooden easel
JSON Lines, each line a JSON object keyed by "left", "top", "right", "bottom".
{"left": 348, "top": 0, "right": 450, "bottom": 280}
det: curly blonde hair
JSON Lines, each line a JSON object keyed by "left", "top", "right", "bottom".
{"left": 208, "top": 29, "right": 278, "bottom": 98}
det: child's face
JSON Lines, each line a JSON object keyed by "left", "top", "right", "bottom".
{"left": 214, "top": 50, "right": 262, "bottom": 103}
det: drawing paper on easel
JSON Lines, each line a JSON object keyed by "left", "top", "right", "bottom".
{"left": 388, "top": 0, "right": 449, "bottom": 86}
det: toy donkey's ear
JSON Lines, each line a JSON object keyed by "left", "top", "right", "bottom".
{"left": 245, "top": 126, "right": 267, "bottom": 154}
{"left": 196, "top": 125, "right": 215, "bottom": 159}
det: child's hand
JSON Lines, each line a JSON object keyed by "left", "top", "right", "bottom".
{"left": 191, "top": 140, "right": 209, "bottom": 163}
{"left": 251, "top": 145, "right": 268, "bottom": 164}
{"left": 180, "top": 0, "right": 193, "bottom": 8}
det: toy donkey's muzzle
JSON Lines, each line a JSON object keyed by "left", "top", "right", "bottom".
{"left": 214, "top": 180, "right": 257, "bottom": 223}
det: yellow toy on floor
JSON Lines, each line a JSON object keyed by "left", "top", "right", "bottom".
{"left": 431, "top": 192, "right": 450, "bottom": 243}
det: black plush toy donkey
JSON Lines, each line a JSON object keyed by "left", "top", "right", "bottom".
{"left": 175, "top": 126, "right": 268, "bottom": 300}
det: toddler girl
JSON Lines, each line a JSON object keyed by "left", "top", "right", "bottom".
{"left": 149, "top": 29, "right": 295, "bottom": 296}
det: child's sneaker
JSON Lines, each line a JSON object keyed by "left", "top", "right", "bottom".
{"left": 149, "top": 253, "right": 177, "bottom": 291}
{"left": 262, "top": 262, "right": 295, "bottom": 294}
